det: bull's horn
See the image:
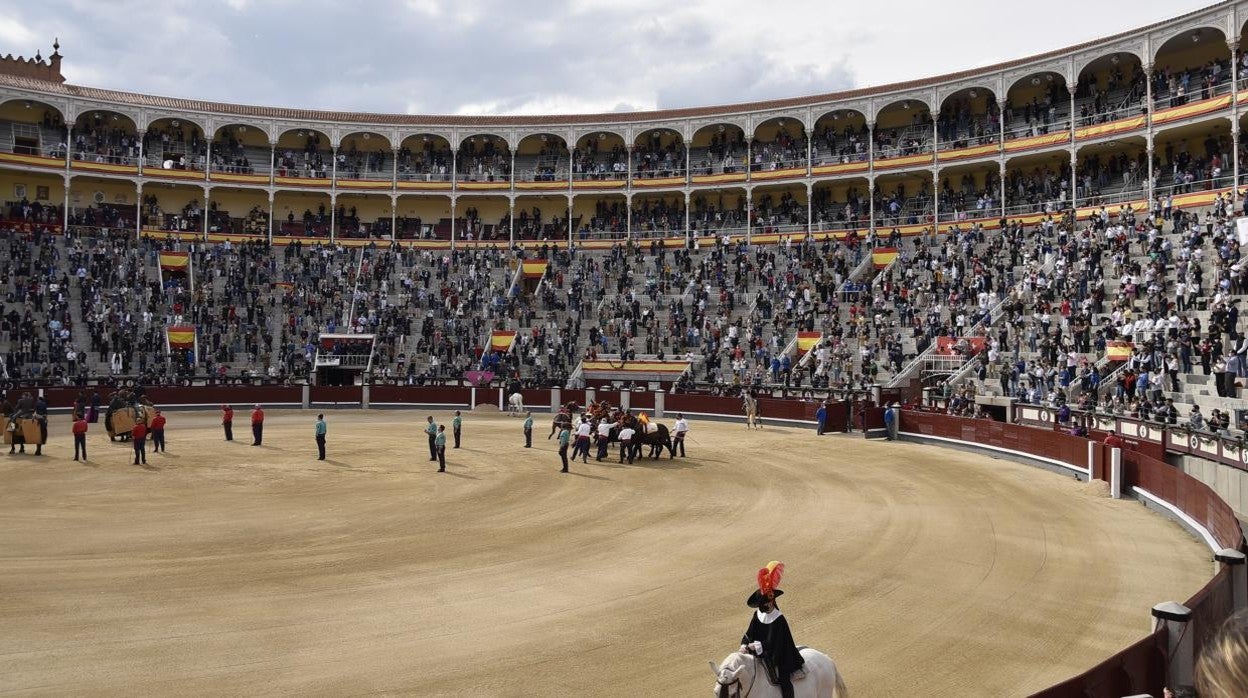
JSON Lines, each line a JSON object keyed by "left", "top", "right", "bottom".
{"left": 708, "top": 660, "right": 720, "bottom": 677}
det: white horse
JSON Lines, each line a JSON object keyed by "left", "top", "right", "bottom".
{"left": 743, "top": 394, "right": 762, "bottom": 430}
{"left": 709, "top": 649, "right": 847, "bottom": 698}
{"left": 507, "top": 392, "right": 525, "bottom": 416}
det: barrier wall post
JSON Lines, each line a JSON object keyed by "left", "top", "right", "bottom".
{"left": 301, "top": 384, "right": 310, "bottom": 409}
{"left": 498, "top": 387, "right": 504, "bottom": 410}
{"left": 361, "top": 384, "right": 370, "bottom": 409}
{"left": 654, "top": 391, "right": 665, "bottom": 418}
{"left": 551, "top": 387, "right": 561, "bottom": 412}
{"left": 1215, "top": 549, "right": 1247, "bottom": 612}
{"left": 620, "top": 391, "right": 630, "bottom": 411}
{"left": 1110, "top": 448, "right": 1123, "bottom": 499}
{"left": 586, "top": 388, "right": 596, "bottom": 405}
{"left": 1086, "top": 441, "right": 1095, "bottom": 476}
{"left": 1151, "top": 602, "right": 1194, "bottom": 692}
{"left": 470, "top": 388, "right": 476, "bottom": 410}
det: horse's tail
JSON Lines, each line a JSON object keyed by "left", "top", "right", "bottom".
{"left": 833, "top": 669, "right": 848, "bottom": 698}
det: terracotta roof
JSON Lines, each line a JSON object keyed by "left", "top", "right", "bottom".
{"left": 0, "top": 2, "right": 1229, "bottom": 129}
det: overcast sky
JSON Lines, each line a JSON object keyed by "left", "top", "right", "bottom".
{"left": 0, "top": 0, "right": 1224, "bottom": 117}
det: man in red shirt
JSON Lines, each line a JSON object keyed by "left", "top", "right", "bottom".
{"left": 72, "top": 415, "right": 88, "bottom": 462}
{"left": 131, "top": 420, "right": 148, "bottom": 465}
{"left": 251, "top": 404, "right": 264, "bottom": 446}
{"left": 221, "top": 404, "right": 234, "bottom": 441}
{"left": 150, "top": 410, "right": 167, "bottom": 453}
{"left": 1104, "top": 430, "right": 1124, "bottom": 449}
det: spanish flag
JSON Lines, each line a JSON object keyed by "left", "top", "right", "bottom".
{"left": 521, "top": 259, "right": 548, "bottom": 279}
{"left": 796, "top": 332, "right": 821, "bottom": 356}
{"left": 1106, "top": 341, "right": 1133, "bottom": 361}
{"left": 274, "top": 281, "right": 294, "bottom": 293}
{"left": 489, "top": 330, "right": 517, "bottom": 353}
{"left": 159, "top": 251, "right": 190, "bottom": 271}
{"left": 871, "top": 247, "right": 898, "bottom": 269}
{"left": 166, "top": 325, "right": 195, "bottom": 349}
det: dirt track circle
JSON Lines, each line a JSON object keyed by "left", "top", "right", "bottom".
{"left": 0, "top": 410, "right": 1210, "bottom": 696}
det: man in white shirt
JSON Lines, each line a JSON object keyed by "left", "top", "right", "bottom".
{"left": 595, "top": 417, "right": 613, "bottom": 461}
{"left": 672, "top": 413, "right": 689, "bottom": 458}
{"left": 573, "top": 417, "right": 592, "bottom": 463}
{"left": 617, "top": 424, "right": 636, "bottom": 464}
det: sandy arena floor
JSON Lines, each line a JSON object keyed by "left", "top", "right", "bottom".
{"left": 0, "top": 408, "right": 1212, "bottom": 696}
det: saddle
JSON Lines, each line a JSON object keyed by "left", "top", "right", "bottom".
{"left": 758, "top": 647, "right": 808, "bottom": 687}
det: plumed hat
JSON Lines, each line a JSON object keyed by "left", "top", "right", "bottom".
{"left": 746, "top": 560, "right": 785, "bottom": 607}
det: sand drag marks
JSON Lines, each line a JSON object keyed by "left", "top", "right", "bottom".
{"left": 0, "top": 411, "right": 1212, "bottom": 696}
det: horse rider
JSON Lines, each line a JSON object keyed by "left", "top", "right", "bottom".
{"left": 741, "top": 561, "right": 804, "bottom": 698}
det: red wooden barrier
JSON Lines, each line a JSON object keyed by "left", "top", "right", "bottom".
{"left": 310, "top": 385, "right": 362, "bottom": 405}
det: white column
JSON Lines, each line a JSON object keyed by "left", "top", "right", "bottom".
{"left": 1110, "top": 447, "right": 1122, "bottom": 498}
{"left": 329, "top": 194, "right": 336, "bottom": 243}
{"left": 449, "top": 196, "right": 456, "bottom": 250}
{"left": 654, "top": 390, "right": 665, "bottom": 418}
{"left": 1151, "top": 602, "right": 1193, "bottom": 693}
{"left": 867, "top": 121, "right": 875, "bottom": 234}
{"left": 267, "top": 190, "right": 274, "bottom": 243}
{"left": 1215, "top": 549, "right": 1247, "bottom": 611}
{"left": 509, "top": 197, "right": 516, "bottom": 245}
{"left": 390, "top": 194, "right": 397, "bottom": 242}
{"left": 1232, "top": 41, "right": 1241, "bottom": 201}
{"left": 134, "top": 182, "right": 142, "bottom": 241}
{"left": 1069, "top": 84, "right": 1078, "bottom": 209}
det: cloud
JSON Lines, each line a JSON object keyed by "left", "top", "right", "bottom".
{"left": 3, "top": 0, "right": 1221, "bottom": 119}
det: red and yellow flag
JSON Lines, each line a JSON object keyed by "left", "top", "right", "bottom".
{"left": 159, "top": 251, "right": 189, "bottom": 271}
{"left": 871, "top": 247, "right": 898, "bottom": 269}
{"left": 580, "top": 360, "right": 689, "bottom": 375}
{"left": 489, "top": 330, "right": 517, "bottom": 352}
{"left": 521, "top": 259, "right": 548, "bottom": 279}
{"left": 1106, "top": 341, "right": 1133, "bottom": 361}
{"left": 796, "top": 332, "right": 821, "bottom": 356}
{"left": 166, "top": 325, "right": 195, "bottom": 349}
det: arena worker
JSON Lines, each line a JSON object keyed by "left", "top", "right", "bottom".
{"left": 250, "top": 404, "right": 264, "bottom": 446}
{"left": 556, "top": 421, "right": 571, "bottom": 473}
{"left": 150, "top": 410, "right": 167, "bottom": 453}
{"left": 221, "top": 404, "right": 234, "bottom": 441}
{"left": 672, "top": 413, "right": 689, "bottom": 457}
{"left": 315, "top": 414, "right": 327, "bottom": 460}
{"left": 425, "top": 416, "right": 438, "bottom": 461}
{"left": 522, "top": 412, "right": 533, "bottom": 448}
{"left": 452, "top": 410, "right": 462, "bottom": 448}
{"left": 72, "top": 413, "right": 88, "bottom": 461}
{"left": 435, "top": 424, "right": 447, "bottom": 472}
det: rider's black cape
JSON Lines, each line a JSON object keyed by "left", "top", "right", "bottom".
{"left": 742, "top": 610, "right": 804, "bottom": 682}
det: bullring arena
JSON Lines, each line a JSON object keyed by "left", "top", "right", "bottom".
{"left": 0, "top": 403, "right": 1218, "bottom": 696}
{"left": 4, "top": 0, "right": 1248, "bottom": 694}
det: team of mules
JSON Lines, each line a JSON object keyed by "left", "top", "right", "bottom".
{"left": 548, "top": 400, "right": 675, "bottom": 458}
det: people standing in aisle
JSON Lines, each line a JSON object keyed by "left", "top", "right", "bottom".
{"left": 315, "top": 414, "right": 327, "bottom": 460}
{"left": 522, "top": 412, "right": 533, "bottom": 448}
{"left": 131, "top": 420, "right": 148, "bottom": 465}
{"left": 250, "top": 404, "right": 264, "bottom": 446}
{"left": 72, "top": 413, "right": 88, "bottom": 461}
{"left": 150, "top": 410, "right": 167, "bottom": 452}
{"left": 425, "top": 416, "right": 438, "bottom": 461}
{"left": 557, "top": 422, "right": 571, "bottom": 473}
{"left": 673, "top": 414, "right": 689, "bottom": 457}
{"left": 435, "top": 424, "right": 447, "bottom": 472}
{"left": 452, "top": 410, "right": 462, "bottom": 448}
{"left": 221, "top": 404, "right": 234, "bottom": 441}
